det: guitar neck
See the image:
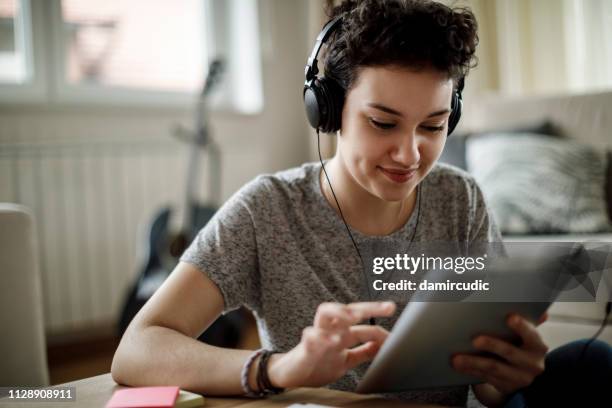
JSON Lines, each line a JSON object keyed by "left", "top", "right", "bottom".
{"left": 179, "top": 60, "right": 224, "bottom": 237}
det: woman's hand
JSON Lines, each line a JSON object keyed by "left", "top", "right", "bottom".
{"left": 267, "top": 301, "right": 396, "bottom": 389}
{"left": 452, "top": 313, "right": 549, "bottom": 407}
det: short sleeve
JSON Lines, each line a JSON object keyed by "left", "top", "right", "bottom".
{"left": 180, "top": 180, "right": 262, "bottom": 313}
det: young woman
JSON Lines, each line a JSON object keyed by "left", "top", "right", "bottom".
{"left": 111, "top": 1, "right": 610, "bottom": 406}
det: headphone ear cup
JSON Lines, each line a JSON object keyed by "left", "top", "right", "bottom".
{"left": 303, "top": 77, "right": 345, "bottom": 133}
{"left": 304, "top": 83, "right": 322, "bottom": 130}
{"left": 447, "top": 91, "right": 462, "bottom": 136}
{"left": 317, "top": 77, "right": 345, "bottom": 133}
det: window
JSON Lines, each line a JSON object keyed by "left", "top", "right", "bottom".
{"left": 563, "top": 0, "right": 612, "bottom": 92}
{"left": 60, "top": 0, "right": 206, "bottom": 93}
{"left": 0, "top": 0, "right": 32, "bottom": 83}
{"left": 206, "top": 0, "right": 263, "bottom": 114}
{"left": 0, "top": 0, "right": 264, "bottom": 112}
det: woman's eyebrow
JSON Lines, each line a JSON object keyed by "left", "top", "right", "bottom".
{"left": 366, "top": 103, "right": 450, "bottom": 118}
{"left": 426, "top": 108, "right": 451, "bottom": 118}
{"left": 367, "top": 102, "right": 403, "bottom": 117}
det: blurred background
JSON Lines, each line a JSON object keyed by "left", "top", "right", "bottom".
{"left": 1, "top": 0, "right": 611, "bottom": 387}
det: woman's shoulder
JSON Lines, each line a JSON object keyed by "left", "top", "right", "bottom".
{"left": 268, "top": 161, "right": 321, "bottom": 186}
{"left": 419, "top": 163, "right": 498, "bottom": 242}
{"left": 232, "top": 162, "right": 320, "bottom": 205}
{"left": 426, "top": 162, "right": 479, "bottom": 191}
{"left": 423, "top": 162, "right": 486, "bottom": 210}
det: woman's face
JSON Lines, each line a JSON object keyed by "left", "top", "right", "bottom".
{"left": 338, "top": 65, "right": 453, "bottom": 202}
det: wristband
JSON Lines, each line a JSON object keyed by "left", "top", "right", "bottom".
{"left": 240, "top": 348, "right": 265, "bottom": 398}
{"left": 257, "top": 350, "right": 286, "bottom": 395}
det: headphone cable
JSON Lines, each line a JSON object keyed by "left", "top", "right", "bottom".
{"left": 317, "top": 129, "right": 376, "bottom": 325}
{"left": 578, "top": 300, "right": 611, "bottom": 361}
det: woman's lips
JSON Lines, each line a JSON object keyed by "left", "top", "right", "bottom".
{"left": 378, "top": 166, "right": 417, "bottom": 183}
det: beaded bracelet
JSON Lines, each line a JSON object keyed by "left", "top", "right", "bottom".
{"left": 240, "top": 348, "right": 265, "bottom": 398}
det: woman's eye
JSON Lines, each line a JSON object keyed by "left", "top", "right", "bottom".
{"left": 421, "top": 125, "right": 445, "bottom": 133}
{"left": 369, "top": 119, "right": 396, "bottom": 130}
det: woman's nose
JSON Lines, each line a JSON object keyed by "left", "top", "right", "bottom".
{"left": 390, "top": 131, "right": 420, "bottom": 165}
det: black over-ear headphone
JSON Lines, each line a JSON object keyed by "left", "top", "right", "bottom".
{"left": 303, "top": 15, "right": 465, "bottom": 136}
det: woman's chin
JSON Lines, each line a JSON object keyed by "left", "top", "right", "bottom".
{"left": 372, "top": 185, "right": 414, "bottom": 202}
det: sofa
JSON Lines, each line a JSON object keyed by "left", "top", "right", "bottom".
{"left": 443, "top": 90, "right": 612, "bottom": 349}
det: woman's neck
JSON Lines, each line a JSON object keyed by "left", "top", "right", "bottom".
{"left": 320, "top": 157, "right": 417, "bottom": 236}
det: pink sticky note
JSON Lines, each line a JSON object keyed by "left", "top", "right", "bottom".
{"left": 106, "top": 386, "right": 180, "bottom": 408}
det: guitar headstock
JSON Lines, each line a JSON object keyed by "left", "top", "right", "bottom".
{"left": 201, "top": 58, "right": 224, "bottom": 98}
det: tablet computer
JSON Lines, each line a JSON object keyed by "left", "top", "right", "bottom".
{"left": 356, "top": 251, "right": 576, "bottom": 394}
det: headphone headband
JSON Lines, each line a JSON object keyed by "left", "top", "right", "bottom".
{"left": 305, "top": 16, "right": 343, "bottom": 82}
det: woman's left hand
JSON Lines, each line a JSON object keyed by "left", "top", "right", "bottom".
{"left": 452, "top": 313, "right": 549, "bottom": 407}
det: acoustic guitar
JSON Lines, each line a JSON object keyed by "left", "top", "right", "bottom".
{"left": 118, "top": 60, "right": 249, "bottom": 347}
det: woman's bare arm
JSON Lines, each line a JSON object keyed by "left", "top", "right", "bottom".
{"left": 110, "top": 261, "right": 257, "bottom": 395}
{"left": 111, "top": 261, "right": 395, "bottom": 395}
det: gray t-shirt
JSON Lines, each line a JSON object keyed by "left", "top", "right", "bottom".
{"left": 181, "top": 161, "right": 504, "bottom": 406}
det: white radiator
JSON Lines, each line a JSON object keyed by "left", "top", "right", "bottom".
{"left": 0, "top": 139, "right": 190, "bottom": 333}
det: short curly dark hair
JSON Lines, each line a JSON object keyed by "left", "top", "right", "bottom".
{"left": 323, "top": 0, "right": 479, "bottom": 91}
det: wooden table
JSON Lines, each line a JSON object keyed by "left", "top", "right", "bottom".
{"left": 0, "top": 373, "right": 445, "bottom": 407}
